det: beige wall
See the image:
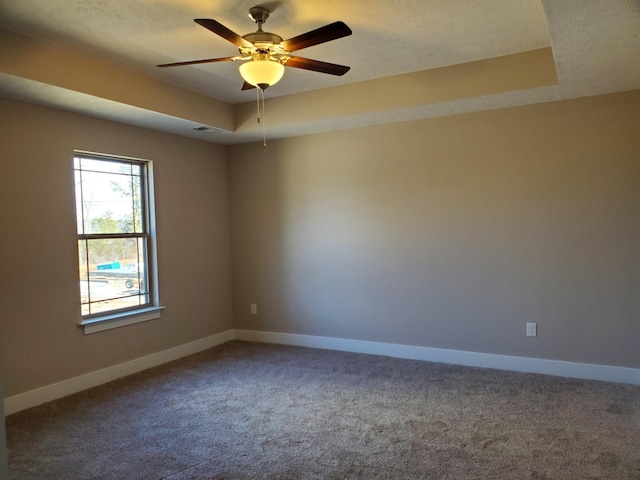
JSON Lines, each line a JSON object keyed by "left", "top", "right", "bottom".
{"left": 0, "top": 98, "right": 233, "bottom": 397}
{"left": 0, "top": 361, "right": 7, "bottom": 478}
{"left": 228, "top": 91, "right": 640, "bottom": 368}
{"left": 1, "top": 90, "right": 638, "bottom": 403}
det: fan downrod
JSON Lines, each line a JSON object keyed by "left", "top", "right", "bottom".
{"left": 243, "top": 6, "right": 282, "bottom": 47}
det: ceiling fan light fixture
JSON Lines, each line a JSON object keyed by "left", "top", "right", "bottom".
{"left": 239, "top": 58, "right": 285, "bottom": 90}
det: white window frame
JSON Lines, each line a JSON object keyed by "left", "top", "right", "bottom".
{"left": 74, "top": 151, "right": 163, "bottom": 334}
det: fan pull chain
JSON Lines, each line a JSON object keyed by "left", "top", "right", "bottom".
{"left": 261, "top": 88, "right": 267, "bottom": 149}
{"left": 256, "top": 87, "right": 267, "bottom": 149}
{"left": 256, "top": 87, "right": 261, "bottom": 124}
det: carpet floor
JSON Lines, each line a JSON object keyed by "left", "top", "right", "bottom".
{"left": 6, "top": 341, "right": 640, "bottom": 479}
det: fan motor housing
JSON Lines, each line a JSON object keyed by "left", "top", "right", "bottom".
{"left": 243, "top": 31, "right": 283, "bottom": 48}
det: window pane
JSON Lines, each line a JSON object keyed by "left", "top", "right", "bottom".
{"left": 78, "top": 158, "right": 132, "bottom": 175}
{"left": 78, "top": 240, "right": 89, "bottom": 313}
{"left": 77, "top": 171, "right": 139, "bottom": 235}
{"left": 75, "top": 170, "right": 85, "bottom": 235}
{"left": 85, "top": 296, "right": 146, "bottom": 316}
{"left": 132, "top": 174, "right": 143, "bottom": 233}
{"left": 81, "top": 237, "right": 149, "bottom": 315}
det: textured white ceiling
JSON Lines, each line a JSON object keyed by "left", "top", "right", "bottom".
{"left": 0, "top": 0, "right": 551, "bottom": 103}
{"left": 0, "top": 0, "right": 638, "bottom": 144}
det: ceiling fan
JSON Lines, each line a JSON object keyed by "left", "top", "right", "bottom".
{"left": 157, "top": 6, "right": 352, "bottom": 91}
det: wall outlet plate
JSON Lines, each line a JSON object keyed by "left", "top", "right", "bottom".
{"left": 526, "top": 322, "right": 537, "bottom": 337}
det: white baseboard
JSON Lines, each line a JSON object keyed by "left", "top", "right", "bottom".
{"left": 4, "top": 330, "right": 234, "bottom": 416}
{"left": 234, "top": 329, "right": 640, "bottom": 386}
{"left": 5, "top": 328, "right": 638, "bottom": 416}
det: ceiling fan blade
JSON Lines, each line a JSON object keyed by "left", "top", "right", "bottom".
{"left": 284, "top": 56, "right": 350, "bottom": 76}
{"left": 195, "top": 19, "right": 255, "bottom": 49}
{"left": 157, "top": 56, "right": 241, "bottom": 68}
{"left": 241, "top": 81, "right": 256, "bottom": 90}
{"left": 281, "top": 21, "right": 352, "bottom": 52}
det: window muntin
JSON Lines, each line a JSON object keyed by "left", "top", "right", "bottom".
{"left": 74, "top": 154, "right": 154, "bottom": 317}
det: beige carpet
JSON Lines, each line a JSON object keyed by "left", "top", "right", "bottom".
{"left": 6, "top": 341, "right": 640, "bottom": 479}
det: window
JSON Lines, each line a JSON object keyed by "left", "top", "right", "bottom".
{"left": 74, "top": 153, "right": 161, "bottom": 332}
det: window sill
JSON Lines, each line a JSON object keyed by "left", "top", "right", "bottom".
{"left": 80, "top": 306, "right": 165, "bottom": 335}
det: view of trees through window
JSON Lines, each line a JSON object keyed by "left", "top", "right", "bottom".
{"left": 74, "top": 155, "right": 150, "bottom": 316}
